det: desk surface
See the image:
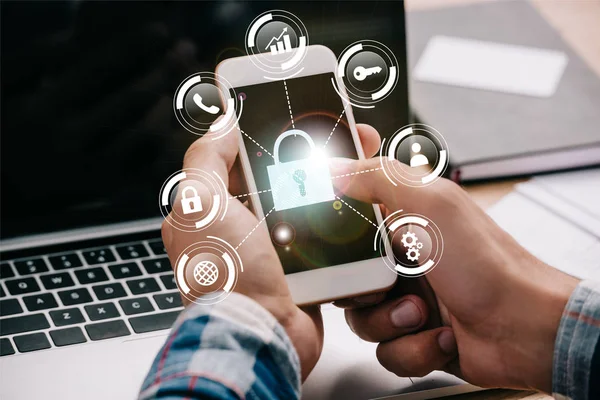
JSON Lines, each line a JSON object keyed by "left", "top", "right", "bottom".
{"left": 403, "top": 0, "right": 600, "bottom": 398}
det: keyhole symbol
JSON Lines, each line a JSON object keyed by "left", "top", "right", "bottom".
{"left": 293, "top": 169, "right": 307, "bottom": 197}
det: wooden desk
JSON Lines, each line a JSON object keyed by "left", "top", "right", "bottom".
{"left": 402, "top": 0, "right": 600, "bottom": 398}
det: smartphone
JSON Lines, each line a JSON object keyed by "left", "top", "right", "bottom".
{"left": 217, "top": 45, "right": 395, "bottom": 305}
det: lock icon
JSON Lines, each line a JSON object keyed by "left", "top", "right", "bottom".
{"left": 267, "top": 129, "right": 335, "bottom": 212}
{"left": 181, "top": 186, "right": 203, "bottom": 215}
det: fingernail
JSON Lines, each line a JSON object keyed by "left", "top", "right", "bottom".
{"left": 437, "top": 330, "right": 457, "bottom": 355}
{"left": 390, "top": 300, "right": 422, "bottom": 329}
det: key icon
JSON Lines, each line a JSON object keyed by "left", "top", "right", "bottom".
{"left": 292, "top": 169, "right": 307, "bottom": 197}
{"left": 353, "top": 66, "right": 383, "bottom": 81}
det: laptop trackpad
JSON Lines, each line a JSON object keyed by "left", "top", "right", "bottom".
{"left": 0, "top": 334, "right": 168, "bottom": 400}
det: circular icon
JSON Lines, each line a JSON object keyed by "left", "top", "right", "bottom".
{"left": 374, "top": 210, "right": 443, "bottom": 277}
{"left": 271, "top": 222, "right": 296, "bottom": 247}
{"left": 332, "top": 40, "right": 399, "bottom": 109}
{"left": 173, "top": 72, "right": 242, "bottom": 138}
{"left": 174, "top": 237, "right": 243, "bottom": 306}
{"left": 194, "top": 261, "right": 219, "bottom": 286}
{"left": 159, "top": 168, "right": 229, "bottom": 232}
{"left": 380, "top": 124, "right": 449, "bottom": 187}
{"left": 245, "top": 10, "right": 309, "bottom": 79}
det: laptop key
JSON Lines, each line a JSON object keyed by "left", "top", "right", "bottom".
{"left": 0, "top": 298, "right": 23, "bottom": 316}
{"left": 93, "top": 282, "right": 127, "bottom": 300}
{"left": 14, "top": 258, "right": 49, "bottom": 275}
{"left": 129, "top": 311, "right": 180, "bottom": 334}
{"left": 13, "top": 332, "right": 51, "bottom": 353}
{"left": 74, "top": 267, "right": 109, "bottom": 284}
{"left": 84, "top": 302, "right": 120, "bottom": 321}
{"left": 0, "top": 286, "right": 5, "bottom": 297}
{"left": 119, "top": 297, "right": 154, "bottom": 315}
{"left": 142, "top": 257, "right": 171, "bottom": 274}
{"left": 148, "top": 240, "right": 167, "bottom": 255}
{"left": 0, "top": 313, "right": 50, "bottom": 336}
{"left": 50, "top": 327, "right": 87, "bottom": 347}
{"left": 85, "top": 319, "right": 130, "bottom": 341}
{"left": 127, "top": 277, "right": 160, "bottom": 295}
{"left": 0, "top": 263, "right": 15, "bottom": 279}
{"left": 23, "top": 293, "right": 59, "bottom": 312}
{"left": 49, "top": 307, "right": 85, "bottom": 327}
{"left": 58, "top": 288, "right": 93, "bottom": 306}
{"left": 160, "top": 274, "right": 177, "bottom": 290}
{"left": 40, "top": 272, "right": 75, "bottom": 290}
{"left": 115, "top": 244, "right": 149, "bottom": 260}
{"left": 5, "top": 277, "right": 41, "bottom": 295}
{"left": 82, "top": 248, "right": 116, "bottom": 265}
{"left": 48, "top": 253, "right": 83, "bottom": 270}
{"left": 0, "top": 338, "right": 15, "bottom": 356}
{"left": 154, "top": 292, "right": 183, "bottom": 310}
{"left": 108, "top": 262, "right": 142, "bottom": 279}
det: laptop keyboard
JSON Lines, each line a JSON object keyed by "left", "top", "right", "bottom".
{"left": 0, "top": 236, "right": 183, "bottom": 356}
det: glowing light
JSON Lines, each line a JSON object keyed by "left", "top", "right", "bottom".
{"left": 311, "top": 147, "right": 329, "bottom": 162}
{"left": 271, "top": 222, "right": 295, "bottom": 246}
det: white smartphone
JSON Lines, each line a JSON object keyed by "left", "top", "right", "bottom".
{"left": 217, "top": 45, "right": 396, "bottom": 305}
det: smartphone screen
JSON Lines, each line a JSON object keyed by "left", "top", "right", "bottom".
{"left": 235, "top": 73, "right": 380, "bottom": 274}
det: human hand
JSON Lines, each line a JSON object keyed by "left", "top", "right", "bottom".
{"left": 161, "top": 122, "right": 382, "bottom": 380}
{"left": 330, "top": 156, "right": 580, "bottom": 392}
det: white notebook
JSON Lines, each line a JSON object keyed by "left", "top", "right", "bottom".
{"left": 487, "top": 169, "right": 600, "bottom": 281}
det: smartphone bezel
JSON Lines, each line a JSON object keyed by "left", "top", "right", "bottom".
{"left": 216, "top": 45, "right": 396, "bottom": 305}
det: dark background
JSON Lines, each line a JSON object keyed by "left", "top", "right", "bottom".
{"left": 1, "top": 0, "right": 409, "bottom": 239}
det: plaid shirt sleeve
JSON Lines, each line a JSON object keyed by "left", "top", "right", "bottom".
{"left": 138, "top": 292, "right": 301, "bottom": 400}
{"left": 553, "top": 280, "right": 600, "bottom": 400}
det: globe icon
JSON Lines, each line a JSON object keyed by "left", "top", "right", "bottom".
{"left": 193, "top": 260, "right": 219, "bottom": 286}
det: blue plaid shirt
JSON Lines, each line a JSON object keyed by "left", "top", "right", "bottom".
{"left": 139, "top": 281, "right": 600, "bottom": 400}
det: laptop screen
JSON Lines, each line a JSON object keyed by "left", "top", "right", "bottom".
{"left": 0, "top": 0, "right": 409, "bottom": 240}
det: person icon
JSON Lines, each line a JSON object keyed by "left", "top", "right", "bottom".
{"left": 409, "top": 142, "right": 429, "bottom": 168}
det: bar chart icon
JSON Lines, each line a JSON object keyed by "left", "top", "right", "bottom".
{"left": 265, "top": 27, "right": 293, "bottom": 55}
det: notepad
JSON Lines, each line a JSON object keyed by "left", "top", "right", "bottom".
{"left": 487, "top": 169, "right": 600, "bottom": 281}
{"left": 414, "top": 36, "right": 568, "bottom": 97}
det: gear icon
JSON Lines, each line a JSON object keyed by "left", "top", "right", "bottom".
{"left": 406, "top": 247, "right": 420, "bottom": 262}
{"left": 401, "top": 232, "right": 418, "bottom": 248}
{"left": 417, "top": 242, "right": 423, "bottom": 249}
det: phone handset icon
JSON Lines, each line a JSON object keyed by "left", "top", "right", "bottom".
{"left": 193, "top": 93, "right": 220, "bottom": 115}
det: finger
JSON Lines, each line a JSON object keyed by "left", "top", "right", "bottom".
{"left": 333, "top": 292, "right": 386, "bottom": 309}
{"left": 376, "top": 327, "right": 458, "bottom": 377}
{"left": 345, "top": 295, "right": 429, "bottom": 342}
{"left": 356, "top": 123, "right": 381, "bottom": 159}
{"left": 298, "top": 305, "right": 324, "bottom": 379}
{"left": 329, "top": 157, "right": 409, "bottom": 210}
{"left": 182, "top": 119, "right": 240, "bottom": 187}
{"left": 228, "top": 156, "right": 249, "bottom": 197}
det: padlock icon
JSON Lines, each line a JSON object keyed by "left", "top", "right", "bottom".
{"left": 267, "top": 129, "right": 335, "bottom": 212}
{"left": 181, "top": 186, "right": 203, "bottom": 215}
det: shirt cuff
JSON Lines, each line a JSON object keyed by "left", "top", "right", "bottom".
{"left": 139, "top": 292, "right": 301, "bottom": 399}
{"left": 553, "top": 280, "right": 600, "bottom": 400}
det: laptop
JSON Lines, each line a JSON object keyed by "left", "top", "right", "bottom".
{"left": 0, "top": 1, "right": 478, "bottom": 398}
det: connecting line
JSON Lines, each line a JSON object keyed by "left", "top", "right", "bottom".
{"left": 335, "top": 196, "right": 379, "bottom": 229}
{"left": 235, "top": 207, "right": 275, "bottom": 250}
{"left": 283, "top": 79, "right": 295, "bottom": 128}
{"left": 229, "top": 189, "right": 272, "bottom": 200}
{"left": 330, "top": 167, "right": 382, "bottom": 180}
{"left": 240, "top": 129, "right": 274, "bottom": 158}
{"left": 323, "top": 105, "right": 348, "bottom": 148}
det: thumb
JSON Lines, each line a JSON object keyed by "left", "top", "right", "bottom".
{"left": 329, "top": 157, "right": 416, "bottom": 210}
